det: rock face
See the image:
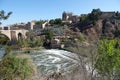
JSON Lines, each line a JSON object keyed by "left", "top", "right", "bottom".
{"left": 82, "top": 20, "right": 103, "bottom": 40}
{"left": 73, "top": 14, "right": 120, "bottom": 40}
{"left": 101, "top": 18, "right": 120, "bottom": 39}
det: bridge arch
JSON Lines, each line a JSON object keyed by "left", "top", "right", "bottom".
{"left": 0, "top": 33, "right": 10, "bottom": 40}
{"left": 0, "top": 30, "right": 28, "bottom": 41}
{"left": 0, "top": 33, "right": 10, "bottom": 45}
{"left": 0, "top": 30, "right": 11, "bottom": 40}
{"left": 18, "top": 32, "right": 23, "bottom": 40}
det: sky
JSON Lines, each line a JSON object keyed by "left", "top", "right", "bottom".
{"left": 0, "top": 0, "right": 120, "bottom": 26}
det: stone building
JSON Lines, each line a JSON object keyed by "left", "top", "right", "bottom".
{"left": 62, "top": 11, "right": 73, "bottom": 21}
{"left": 62, "top": 11, "right": 79, "bottom": 23}
{"left": 25, "top": 21, "right": 35, "bottom": 30}
{"left": 100, "top": 12, "right": 116, "bottom": 19}
{"left": 33, "top": 21, "right": 48, "bottom": 29}
{"left": 10, "top": 23, "right": 26, "bottom": 30}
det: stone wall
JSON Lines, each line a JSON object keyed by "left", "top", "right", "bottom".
{"left": 100, "top": 12, "right": 115, "bottom": 19}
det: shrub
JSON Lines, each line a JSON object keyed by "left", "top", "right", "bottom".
{"left": 78, "top": 34, "right": 84, "bottom": 42}
{"left": 95, "top": 39, "right": 120, "bottom": 80}
{"left": 0, "top": 54, "right": 36, "bottom": 80}
{"left": 45, "top": 29, "right": 54, "bottom": 40}
{"left": 18, "top": 39, "right": 29, "bottom": 48}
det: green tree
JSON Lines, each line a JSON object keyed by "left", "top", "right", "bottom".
{"left": 95, "top": 39, "right": 120, "bottom": 80}
{"left": 0, "top": 10, "right": 12, "bottom": 24}
{"left": 26, "top": 31, "right": 36, "bottom": 42}
{"left": 49, "top": 18, "right": 62, "bottom": 25}
{"left": 89, "top": 9, "right": 102, "bottom": 20}
{"left": 54, "top": 18, "right": 62, "bottom": 25}
{"left": 0, "top": 10, "right": 12, "bottom": 45}
{"left": 112, "top": 30, "right": 120, "bottom": 38}
{"left": 45, "top": 29, "right": 54, "bottom": 40}
{"left": 79, "top": 14, "right": 88, "bottom": 22}
{"left": 35, "top": 20, "right": 46, "bottom": 25}
{"left": 49, "top": 19, "right": 55, "bottom": 25}
{"left": 88, "top": 9, "right": 102, "bottom": 25}
{"left": 18, "top": 39, "right": 29, "bottom": 47}
{"left": 25, "top": 31, "right": 44, "bottom": 47}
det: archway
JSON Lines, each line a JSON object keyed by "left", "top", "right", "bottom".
{"left": 18, "top": 32, "right": 22, "bottom": 40}
{"left": 0, "top": 34, "right": 10, "bottom": 45}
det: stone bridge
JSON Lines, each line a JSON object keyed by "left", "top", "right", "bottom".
{"left": 0, "top": 30, "right": 28, "bottom": 41}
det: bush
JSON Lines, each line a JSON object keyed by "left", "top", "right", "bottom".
{"left": 49, "top": 18, "right": 62, "bottom": 25}
{"left": 45, "top": 29, "right": 54, "bottom": 40}
{"left": 78, "top": 34, "right": 84, "bottom": 42}
{"left": 0, "top": 54, "right": 36, "bottom": 80}
{"left": 95, "top": 39, "right": 120, "bottom": 80}
{"left": 18, "top": 39, "right": 29, "bottom": 48}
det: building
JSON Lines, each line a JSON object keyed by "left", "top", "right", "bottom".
{"left": 71, "top": 15, "right": 79, "bottom": 23}
{"left": 10, "top": 23, "right": 26, "bottom": 30}
{"left": 62, "top": 11, "right": 73, "bottom": 21}
{"left": 100, "top": 12, "right": 116, "bottom": 19}
{"left": 62, "top": 11, "right": 79, "bottom": 23}
{"left": 25, "top": 21, "right": 35, "bottom": 30}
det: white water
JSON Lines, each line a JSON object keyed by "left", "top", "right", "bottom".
{"left": 0, "top": 49, "right": 91, "bottom": 76}
{"left": 30, "top": 49, "right": 80, "bottom": 75}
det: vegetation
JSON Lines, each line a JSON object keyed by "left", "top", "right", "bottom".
{"left": 95, "top": 39, "right": 120, "bottom": 80}
{"left": 18, "top": 39, "right": 28, "bottom": 48}
{"left": 25, "top": 31, "right": 43, "bottom": 48}
{"left": 29, "top": 40, "right": 43, "bottom": 48}
{"left": 50, "top": 26, "right": 65, "bottom": 35}
{"left": 0, "top": 54, "right": 36, "bottom": 80}
{"left": 79, "top": 14, "right": 88, "bottom": 22}
{"left": 26, "top": 31, "right": 36, "bottom": 42}
{"left": 18, "top": 38, "right": 43, "bottom": 48}
{"left": 45, "top": 29, "right": 54, "bottom": 40}
{"left": 88, "top": 9, "right": 102, "bottom": 21}
{"left": 78, "top": 34, "right": 84, "bottom": 42}
{"left": 0, "top": 10, "right": 12, "bottom": 24}
{"left": 0, "top": 35, "right": 10, "bottom": 45}
{"left": 35, "top": 20, "right": 47, "bottom": 25}
{"left": 49, "top": 18, "right": 62, "bottom": 25}
{"left": 0, "top": 10, "right": 12, "bottom": 44}
{"left": 79, "top": 9, "right": 102, "bottom": 25}
{"left": 112, "top": 30, "right": 120, "bottom": 38}
{"left": 1, "top": 8, "right": 120, "bottom": 80}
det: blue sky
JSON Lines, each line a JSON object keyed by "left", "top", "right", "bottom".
{"left": 0, "top": 0, "right": 120, "bottom": 26}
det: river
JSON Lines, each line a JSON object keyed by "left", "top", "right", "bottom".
{"left": 0, "top": 47, "right": 5, "bottom": 61}
{"left": 0, "top": 48, "right": 81, "bottom": 74}
{"left": 0, "top": 48, "right": 94, "bottom": 80}
{"left": 29, "top": 49, "right": 80, "bottom": 75}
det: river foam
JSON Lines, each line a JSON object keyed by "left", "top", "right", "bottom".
{"left": 30, "top": 49, "right": 79, "bottom": 75}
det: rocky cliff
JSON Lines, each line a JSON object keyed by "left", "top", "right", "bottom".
{"left": 72, "top": 12, "right": 120, "bottom": 40}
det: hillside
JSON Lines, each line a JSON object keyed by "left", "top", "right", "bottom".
{"left": 70, "top": 10, "right": 120, "bottom": 40}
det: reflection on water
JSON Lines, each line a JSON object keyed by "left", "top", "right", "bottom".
{"left": 30, "top": 49, "right": 80, "bottom": 75}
